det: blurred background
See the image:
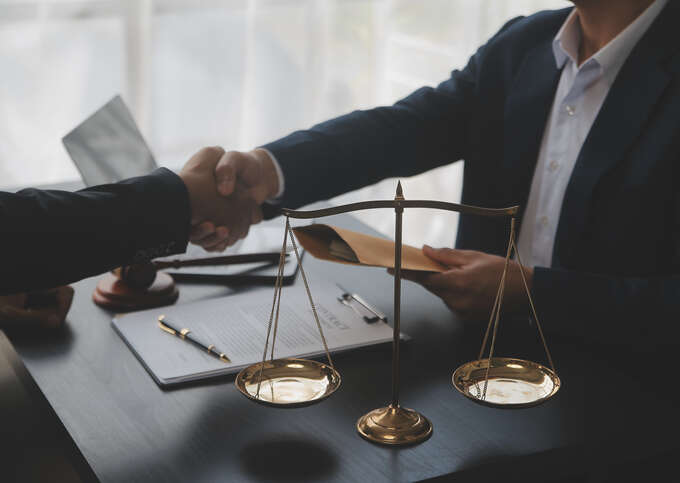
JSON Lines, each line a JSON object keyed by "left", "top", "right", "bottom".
{"left": 0, "top": 0, "right": 566, "bottom": 246}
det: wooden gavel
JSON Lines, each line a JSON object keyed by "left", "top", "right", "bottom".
{"left": 94, "top": 251, "right": 288, "bottom": 311}
{"left": 113, "top": 252, "right": 286, "bottom": 289}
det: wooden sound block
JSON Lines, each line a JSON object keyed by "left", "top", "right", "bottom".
{"left": 93, "top": 272, "right": 179, "bottom": 312}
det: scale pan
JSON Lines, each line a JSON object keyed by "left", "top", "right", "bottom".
{"left": 235, "top": 358, "right": 341, "bottom": 408}
{"left": 452, "top": 357, "right": 560, "bottom": 408}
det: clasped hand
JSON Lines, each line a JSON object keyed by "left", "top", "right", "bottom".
{"left": 178, "top": 147, "right": 279, "bottom": 252}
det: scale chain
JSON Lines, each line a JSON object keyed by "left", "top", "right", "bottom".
{"left": 286, "top": 218, "right": 335, "bottom": 369}
{"left": 475, "top": 218, "right": 558, "bottom": 401}
{"left": 269, "top": 246, "right": 286, "bottom": 363}
{"left": 475, "top": 272, "right": 506, "bottom": 399}
{"left": 266, "top": 257, "right": 286, "bottom": 403}
{"left": 268, "top": 250, "right": 287, "bottom": 404}
{"left": 511, "top": 235, "right": 557, "bottom": 375}
{"left": 477, "top": 219, "right": 515, "bottom": 400}
{"left": 478, "top": 268, "right": 506, "bottom": 360}
{"left": 476, "top": 252, "right": 507, "bottom": 398}
{"left": 255, "top": 222, "right": 289, "bottom": 399}
{"left": 481, "top": 242, "right": 512, "bottom": 400}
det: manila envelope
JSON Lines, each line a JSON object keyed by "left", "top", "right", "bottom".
{"left": 292, "top": 224, "right": 446, "bottom": 272}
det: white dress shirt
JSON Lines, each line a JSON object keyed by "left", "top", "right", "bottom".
{"left": 516, "top": 0, "right": 667, "bottom": 268}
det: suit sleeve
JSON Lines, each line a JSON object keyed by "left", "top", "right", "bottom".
{"left": 262, "top": 68, "right": 478, "bottom": 210}
{"left": 0, "top": 168, "right": 191, "bottom": 295}
{"left": 532, "top": 268, "right": 680, "bottom": 346}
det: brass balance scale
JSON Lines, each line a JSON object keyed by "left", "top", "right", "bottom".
{"left": 234, "top": 182, "right": 560, "bottom": 446}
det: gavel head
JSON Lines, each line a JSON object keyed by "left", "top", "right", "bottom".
{"left": 112, "top": 263, "right": 158, "bottom": 290}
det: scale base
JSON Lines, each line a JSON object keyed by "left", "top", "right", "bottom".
{"left": 356, "top": 404, "right": 432, "bottom": 446}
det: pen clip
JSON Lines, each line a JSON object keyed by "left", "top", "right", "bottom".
{"left": 337, "top": 293, "right": 387, "bottom": 324}
{"left": 158, "top": 315, "right": 176, "bottom": 335}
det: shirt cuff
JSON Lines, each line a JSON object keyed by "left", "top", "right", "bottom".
{"left": 258, "top": 147, "right": 285, "bottom": 201}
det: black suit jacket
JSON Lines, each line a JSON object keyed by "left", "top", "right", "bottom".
{"left": 264, "top": 5, "right": 680, "bottom": 342}
{"left": 0, "top": 168, "right": 190, "bottom": 295}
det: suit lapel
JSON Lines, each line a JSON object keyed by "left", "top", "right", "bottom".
{"left": 553, "top": 2, "right": 680, "bottom": 266}
{"left": 502, "top": 41, "right": 561, "bottom": 221}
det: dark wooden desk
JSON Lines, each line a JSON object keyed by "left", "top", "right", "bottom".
{"left": 0, "top": 331, "right": 97, "bottom": 482}
{"left": 7, "top": 213, "right": 587, "bottom": 482}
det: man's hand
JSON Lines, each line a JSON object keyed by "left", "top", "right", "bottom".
{"left": 179, "top": 147, "right": 263, "bottom": 251}
{"left": 396, "top": 245, "right": 533, "bottom": 320}
{"left": 214, "top": 149, "right": 280, "bottom": 203}
{"left": 0, "top": 286, "right": 74, "bottom": 331}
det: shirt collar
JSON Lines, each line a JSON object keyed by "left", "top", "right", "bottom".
{"left": 552, "top": 10, "right": 580, "bottom": 70}
{"left": 552, "top": 0, "right": 668, "bottom": 85}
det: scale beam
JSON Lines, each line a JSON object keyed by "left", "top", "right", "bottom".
{"left": 281, "top": 200, "right": 518, "bottom": 219}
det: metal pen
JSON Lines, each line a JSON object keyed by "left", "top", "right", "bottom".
{"left": 158, "top": 315, "right": 231, "bottom": 363}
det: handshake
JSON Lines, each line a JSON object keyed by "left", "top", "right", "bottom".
{"left": 178, "top": 146, "right": 281, "bottom": 252}
{"left": 0, "top": 146, "right": 278, "bottom": 332}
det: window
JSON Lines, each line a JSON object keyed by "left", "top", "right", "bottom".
{"left": 0, "top": 0, "right": 566, "bottom": 246}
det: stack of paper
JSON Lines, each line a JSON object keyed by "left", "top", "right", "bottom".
{"left": 112, "top": 280, "right": 396, "bottom": 386}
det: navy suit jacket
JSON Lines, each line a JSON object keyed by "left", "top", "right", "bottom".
{"left": 0, "top": 169, "right": 190, "bottom": 295}
{"left": 264, "top": 5, "right": 680, "bottom": 342}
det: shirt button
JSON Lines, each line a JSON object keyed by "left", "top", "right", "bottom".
{"left": 549, "top": 160, "right": 560, "bottom": 172}
{"left": 539, "top": 216, "right": 549, "bottom": 227}
{"left": 565, "top": 105, "right": 576, "bottom": 116}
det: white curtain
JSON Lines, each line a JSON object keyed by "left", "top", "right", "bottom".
{"left": 0, "top": 0, "right": 567, "bottom": 246}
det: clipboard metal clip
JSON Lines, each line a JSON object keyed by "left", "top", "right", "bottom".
{"left": 337, "top": 292, "right": 387, "bottom": 324}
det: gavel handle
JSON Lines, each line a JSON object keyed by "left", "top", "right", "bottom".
{"left": 153, "top": 252, "right": 286, "bottom": 270}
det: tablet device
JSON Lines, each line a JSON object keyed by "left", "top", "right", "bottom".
{"left": 62, "top": 95, "right": 158, "bottom": 186}
{"left": 62, "top": 95, "right": 299, "bottom": 284}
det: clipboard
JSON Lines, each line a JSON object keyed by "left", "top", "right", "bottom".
{"left": 112, "top": 279, "right": 406, "bottom": 387}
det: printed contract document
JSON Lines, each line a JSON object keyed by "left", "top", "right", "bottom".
{"left": 112, "top": 280, "right": 397, "bottom": 386}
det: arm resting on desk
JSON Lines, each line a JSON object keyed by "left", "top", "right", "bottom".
{"left": 0, "top": 168, "right": 190, "bottom": 295}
